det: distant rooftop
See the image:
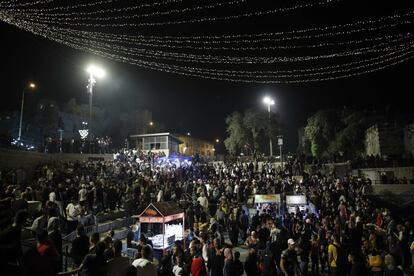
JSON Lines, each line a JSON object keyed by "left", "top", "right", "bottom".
{"left": 130, "top": 132, "right": 182, "bottom": 142}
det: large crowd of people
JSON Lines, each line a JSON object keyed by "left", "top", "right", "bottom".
{"left": 0, "top": 148, "right": 413, "bottom": 276}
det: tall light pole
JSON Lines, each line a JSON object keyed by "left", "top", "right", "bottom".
{"left": 18, "top": 82, "right": 36, "bottom": 141}
{"left": 86, "top": 65, "right": 105, "bottom": 154}
{"left": 263, "top": 96, "right": 275, "bottom": 157}
{"left": 278, "top": 135, "right": 284, "bottom": 169}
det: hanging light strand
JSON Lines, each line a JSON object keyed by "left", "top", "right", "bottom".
{"left": 19, "top": 18, "right": 414, "bottom": 81}
{"left": 19, "top": 22, "right": 414, "bottom": 83}
{"left": 4, "top": 0, "right": 342, "bottom": 27}
{"left": 7, "top": 0, "right": 247, "bottom": 22}
{"left": 6, "top": 8, "right": 412, "bottom": 45}
{"left": 17, "top": 17, "right": 413, "bottom": 65}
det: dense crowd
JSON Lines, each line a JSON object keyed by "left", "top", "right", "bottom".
{"left": 0, "top": 149, "right": 413, "bottom": 276}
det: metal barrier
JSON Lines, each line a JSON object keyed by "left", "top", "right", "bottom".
{"left": 61, "top": 216, "right": 131, "bottom": 271}
{"left": 125, "top": 248, "right": 138, "bottom": 260}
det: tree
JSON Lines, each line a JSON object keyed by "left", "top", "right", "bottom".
{"left": 305, "top": 108, "right": 384, "bottom": 159}
{"left": 224, "top": 109, "right": 280, "bottom": 160}
{"left": 34, "top": 98, "right": 60, "bottom": 138}
{"left": 243, "top": 110, "right": 268, "bottom": 160}
{"left": 304, "top": 109, "right": 341, "bottom": 158}
{"left": 224, "top": 111, "right": 246, "bottom": 155}
{"left": 63, "top": 98, "right": 85, "bottom": 117}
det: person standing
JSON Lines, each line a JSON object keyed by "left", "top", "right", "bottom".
{"left": 191, "top": 245, "right": 207, "bottom": 276}
{"left": 106, "top": 240, "right": 131, "bottom": 276}
{"left": 197, "top": 193, "right": 209, "bottom": 213}
{"left": 71, "top": 225, "right": 90, "bottom": 267}
{"left": 280, "top": 239, "right": 300, "bottom": 276}
{"left": 328, "top": 234, "right": 344, "bottom": 276}
{"left": 223, "top": 248, "right": 235, "bottom": 276}
{"left": 244, "top": 247, "right": 259, "bottom": 276}
{"left": 66, "top": 198, "right": 81, "bottom": 233}
{"left": 132, "top": 245, "right": 157, "bottom": 276}
{"left": 79, "top": 241, "right": 107, "bottom": 276}
{"left": 232, "top": 251, "right": 244, "bottom": 276}
{"left": 310, "top": 233, "right": 320, "bottom": 275}
{"left": 239, "top": 210, "right": 249, "bottom": 242}
{"left": 79, "top": 184, "right": 88, "bottom": 206}
{"left": 229, "top": 214, "right": 239, "bottom": 247}
{"left": 47, "top": 217, "right": 63, "bottom": 273}
{"left": 207, "top": 238, "right": 224, "bottom": 276}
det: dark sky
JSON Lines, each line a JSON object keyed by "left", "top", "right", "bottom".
{"left": 1, "top": 0, "right": 413, "bottom": 152}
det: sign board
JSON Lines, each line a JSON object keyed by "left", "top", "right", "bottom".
{"left": 164, "top": 213, "right": 185, "bottom": 223}
{"left": 144, "top": 208, "right": 159, "bottom": 216}
{"left": 139, "top": 216, "right": 163, "bottom": 223}
{"left": 286, "top": 195, "right": 307, "bottom": 205}
{"left": 277, "top": 136, "right": 283, "bottom": 146}
{"left": 254, "top": 194, "right": 281, "bottom": 204}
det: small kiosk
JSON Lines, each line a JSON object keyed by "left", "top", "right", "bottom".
{"left": 253, "top": 194, "right": 281, "bottom": 217}
{"left": 286, "top": 195, "right": 307, "bottom": 214}
{"left": 138, "top": 202, "right": 185, "bottom": 258}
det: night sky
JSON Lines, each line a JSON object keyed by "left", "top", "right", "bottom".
{"left": 1, "top": 0, "right": 413, "bottom": 152}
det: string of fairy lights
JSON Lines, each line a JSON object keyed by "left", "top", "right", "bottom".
{"left": 4, "top": 0, "right": 341, "bottom": 27}
{"left": 17, "top": 18, "right": 414, "bottom": 76}
{"left": 0, "top": 0, "right": 413, "bottom": 83}
{"left": 7, "top": 10, "right": 412, "bottom": 47}
{"left": 8, "top": 0, "right": 247, "bottom": 22}
{"left": 29, "top": 25, "right": 414, "bottom": 64}
{"left": 0, "top": 0, "right": 118, "bottom": 9}
{"left": 16, "top": 20, "right": 414, "bottom": 83}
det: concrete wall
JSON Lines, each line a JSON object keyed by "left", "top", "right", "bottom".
{"left": 365, "top": 125, "right": 381, "bottom": 156}
{"left": 368, "top": 184, "right": 414, "bottom": 195}
{"left": 365, "top": 124, "right": 405, "bottom": 157}
{"left": 359, "top": 167, "right": 414, "bottom": 183}
{"left": 0, "top": 148, "right": 113, "bottom": 178}
{"left": 404, "top": 124, "right": 414, "bottom": 157}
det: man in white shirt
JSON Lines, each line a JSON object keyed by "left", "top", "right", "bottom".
{"left": 66, "top": 198, "right": 81, "bottom": 233}
{"left": 78, "top": 184, "right": 87, "bottom": 205}
{"left": 132, "top": 245, "right": 157, "bottom": 276}
{"left": 197, "top": 193, "right": 209, "bottom": 212}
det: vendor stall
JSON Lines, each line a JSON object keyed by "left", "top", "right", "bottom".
{"left": 137, "top": 202, "right": 184, "bottom": 257}
{"left": 286, "top": 195, "right": 307, "bottom": 214}
{"left": 253, "top": 194, "right": 281, "bottom": 217}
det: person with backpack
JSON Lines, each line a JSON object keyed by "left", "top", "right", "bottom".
{"left": 328, "top": 234, "right": 347, "bottom": 276}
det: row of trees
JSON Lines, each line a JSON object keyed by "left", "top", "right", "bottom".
{"left": 224, "top": 109, "right": 281, "bottom": 160}
{"left": 223, "top": 106, "right": 410, "bottom": 161}
{"left": 303, "top": 107, "right": 412, "bottom": 159}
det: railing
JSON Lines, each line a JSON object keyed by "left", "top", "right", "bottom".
{"left": 58, "top": 268, "right": 80, "bottom": 276}
{"left": 61, "top": 216, "right": 132, "bottom": 271}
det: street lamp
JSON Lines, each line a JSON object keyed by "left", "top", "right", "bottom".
{"left": 263, "top": 96, "right": 275, "bottom": 157}
{"left": 86, "top": 65, "right": 105, "bottom": 153}
{"left": 17, "top": 82, "right": 36, "bottom": 141}
{"left": 215, "top": 139, "right": 220, "bottom": 143}
{"left": 278, "top": 135, "right": 284, "bottom": 169}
